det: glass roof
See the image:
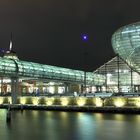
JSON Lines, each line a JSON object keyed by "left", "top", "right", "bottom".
{"left": 93, "top": 56, "right": 140, "bottom": 86}
{"left": 0, "top": 57, "right": 105, "bottom": 85}
{"left": 112, "top": 22, "right": 140, "bottom": 74}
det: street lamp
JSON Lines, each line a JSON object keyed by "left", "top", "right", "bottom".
{"left": 81, "top": 34, "right": 88, "bottom": 93}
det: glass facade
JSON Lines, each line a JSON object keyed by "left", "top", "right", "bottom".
{"left": 94, "top": 56, "right": 140, "bottom": 93}
{"left": 0, "top": 57, "right": 105, "bottom": 86}
{"left": 112, "top": 22, "right": 140, "bottom": 73}
{"left": 0, "top": 58, "right": 17, "bottom": 76}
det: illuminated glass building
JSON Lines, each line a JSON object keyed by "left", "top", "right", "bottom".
{"left": 112, "top": 22, "right": 140, "bottom": 74}
{"left": 92, "top": 22, "right": 140, "bottom": 93}
{"left": 0, "top": 47, "right": 105, "bottom": 98}
{"left": 2, "top": 22, "right": 140, "bottom": 99}
{"left": 93, "top": 56, "right": 140, "bottom": 93}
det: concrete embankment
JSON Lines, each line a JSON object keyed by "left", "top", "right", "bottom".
{"left": 0, "top": 96, "right": 140, "bottom": 113}
{"left": 1, "top": 104, "right": 140, "bottom": 114}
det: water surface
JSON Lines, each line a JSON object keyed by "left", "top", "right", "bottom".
{"left": 0, "top": 109, "right": 140, "bottom": 140}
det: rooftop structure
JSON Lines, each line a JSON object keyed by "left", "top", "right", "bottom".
{"left": 112, "top": 22, "right": 140, "bottom": 74}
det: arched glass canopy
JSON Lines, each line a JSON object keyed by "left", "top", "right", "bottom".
{"left": 0, "top": 57, "right": 105, "bottom": 85}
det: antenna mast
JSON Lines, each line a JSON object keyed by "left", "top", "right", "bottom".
{"left": 9, "top": 33, "right": 12, "bottom": 51}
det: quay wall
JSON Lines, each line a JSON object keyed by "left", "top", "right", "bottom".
{"left": 0, "top": 96, "right": 140, "bottom": 108}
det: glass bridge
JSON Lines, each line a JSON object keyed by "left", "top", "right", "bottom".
{"left": 0, "top": 56, "right": 105, "bottom": 86}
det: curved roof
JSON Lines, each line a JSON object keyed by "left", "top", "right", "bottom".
{"left": 112, "top": 22, "right": 140, "bottom": 73}
{"left": 0, "top": 57, "right": 105, "bottom": 85}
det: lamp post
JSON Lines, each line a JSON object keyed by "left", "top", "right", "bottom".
{"left": 82, "top": 34, "right": 88, "bottom": 93}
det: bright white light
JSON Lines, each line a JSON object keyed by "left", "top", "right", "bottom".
{"left": 47, "top": 101, "right": 53, "bottom": 105}
{"left": 1, "top": 79, "right": 11, "bottom": 83}
{"left": 107, "top": 73, "right": 112, "bottom": 77}
{"left": 123, "top": 70, "right": 129, "bottom": 73}
{"left": 91, "top": 86, "right": 96, "bottom": 92}
{"left": 122, "top": 30, "right": 135, "bottom": 34}
{"left": 114, "top": 98, "right": 125, "bottom": 107}
{"left": 95, "top": 98, "right": 103, "bottom": 107}
{"left": 136, "top": 102, "right": 140, "bottom": 107}
{"left": 48, "top": 86, "right": 55, "bottom": 94}
{"left": 102, "top": 86, "right": 106, "bottom": 92}
{"left": 61, "top": 98, "right": 69, "bottom": 106}
{"left": 58, "top": 87, "right": 64, "bottom": 94}
{"left": 46, "top": 98, "right": 54, "bottom": 106}
{"left": 32, "top": 98, "right": 39, "bottom": 105}
{"left": 115, "top": 69, "right": 121, "bottom": 73}
{"left": 20, "top": 97, "right": 26, "bottom": 104}
{"left": 49, "top": 82, "right": 55, "bottom": 86}
{"left": 135, "top": 99, "right": 140, "bottom": 107}
{"left": 29, "top": 86, "right": 34, "bottom": 93}
{"left": 9, "top": 41, "right": 12, "bottom": 51}
{"left": 77, "top": 98, "right": 86, "bottom": 106}
{"left": 0, "top": 97, "right": 3, "bottom": 104}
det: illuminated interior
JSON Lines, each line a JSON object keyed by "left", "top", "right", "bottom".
{"left": 94, "top": 56, "right": 140, "bottom": 93}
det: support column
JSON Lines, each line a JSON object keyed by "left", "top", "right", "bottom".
{"left": 11, "top": 77, "right": 19, "bottom": 104}
{"left": 54, "top": 85, "right": 58, "bottom": 93}
{"left": 84, "top": 71, "right": 86, "bottom": 93}
{"left": 117, "top": 55, "right": 120, "bottom": 93}
{"left": 64, "top": 83, "right": 68, "bottom": 93}
{"left": 130, "top": 68, "right": 133, "bottom": 92}
{"left": 0, "top": 77, "right": 3, "bottom": 95}
{"left": 105, "top": 63, "right": 108, "bottom": 93}
{"left": 64, "top": 83, "right": 71, "bottom": 93}
{"left": 81, "top": 84, "right": 84, "bottom": 93}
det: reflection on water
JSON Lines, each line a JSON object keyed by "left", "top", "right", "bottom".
{"left": 0, "top": 109, "right": 140, "bottom": 140}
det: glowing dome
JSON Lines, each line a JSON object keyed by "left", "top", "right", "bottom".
{"left": 112, "top": 22, "right": 140, "bottom": 73}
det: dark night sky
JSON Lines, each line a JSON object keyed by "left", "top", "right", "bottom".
{"left": 0, "top": 0, "right": 140, "bottom": 71}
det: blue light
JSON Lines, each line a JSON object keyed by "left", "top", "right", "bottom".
{"left": 82, "top": 34, "right": 88, "bottom": 41}
{"left": 84, "top": 36, "right": 87, "bottom": 39}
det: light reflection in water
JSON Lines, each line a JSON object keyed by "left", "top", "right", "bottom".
{"left": 0, "top": 110, "right": 140, "bottom": 140}
{"left": 77, "top": 112, "right": 96, "bottom": 140}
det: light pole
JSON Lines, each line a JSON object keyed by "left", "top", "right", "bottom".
{"left": 82, "top": 34, "right": 88, "bottom": 93}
